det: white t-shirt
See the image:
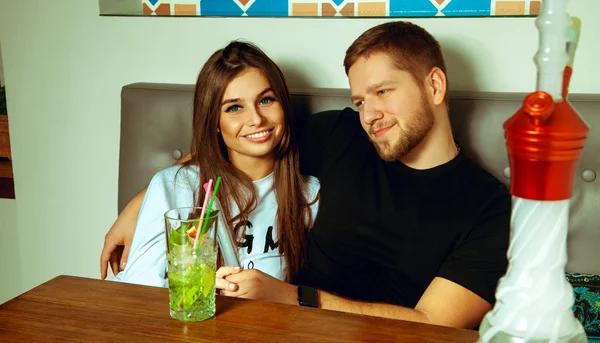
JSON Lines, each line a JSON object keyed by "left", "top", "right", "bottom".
{"left": 113, "top": 165, "right": 320, "bottom": 287}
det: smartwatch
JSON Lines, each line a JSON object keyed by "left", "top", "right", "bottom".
{"left": 297, "top": 285, "right": 319, "bottom": 308}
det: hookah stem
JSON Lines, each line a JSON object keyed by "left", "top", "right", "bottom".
{"left": 535, "top": 0, "right": 569, "bottom": 99}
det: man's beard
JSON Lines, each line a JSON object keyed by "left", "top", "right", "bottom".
{"left": 369, "top": 98, "right": 435, "bottom": 162}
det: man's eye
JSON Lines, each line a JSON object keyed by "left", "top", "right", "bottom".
{"left": 355, "top": 101, "right": 364, "bottom": 107}
{"left": 378, "top": 89, "right": 388, "bottom": 95}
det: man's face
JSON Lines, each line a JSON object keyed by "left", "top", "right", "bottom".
{"left": 348, "top": 53, "right": 434, "bottom": 162}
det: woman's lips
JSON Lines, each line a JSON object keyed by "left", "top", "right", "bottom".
{"left": 243, "top": 129, "right": 273, "bottom": 143}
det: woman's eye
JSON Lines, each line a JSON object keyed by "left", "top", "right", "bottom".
{"left": 378, "top": 89, "right": 388, "bottom": 95}
{"left": 227, "top": 105, "right": 240, "bottom": 113}
{"left": 260, "top": 97, "right": 274, "bottom": 105}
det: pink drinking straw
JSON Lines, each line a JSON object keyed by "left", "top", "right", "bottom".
{"left": 197, "top": 176, "right": 221, "bottom": 251}
{"left": 193, "top": 179, "right": 213, "bottom": 251}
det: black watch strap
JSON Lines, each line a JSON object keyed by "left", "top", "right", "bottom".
{"left": 297, "top": 285, "right": 319, "bottom": 308}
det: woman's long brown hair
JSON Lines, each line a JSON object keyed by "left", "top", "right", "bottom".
{"left": 183, "top": 41, "right": 313, "bottom": 283}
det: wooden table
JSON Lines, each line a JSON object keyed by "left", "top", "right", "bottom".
{"left": 0, "top": 275, "right": 479, "bottom": 342}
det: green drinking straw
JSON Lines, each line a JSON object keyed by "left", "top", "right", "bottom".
{"left": 196, "top": 176, "right": 221, "bottom": 254}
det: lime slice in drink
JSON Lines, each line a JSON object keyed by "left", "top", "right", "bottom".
{"left": 168, "top": 270, "right": 188, "bottom": 286}
{"left": 202, "top": 265, "right": 215, "bottom": 297}
{"left": 169, "top": 227, "right": 189, "bottom": 251}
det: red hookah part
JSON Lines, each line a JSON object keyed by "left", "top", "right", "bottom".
{"left": 504, "top": 91, "right": 589, "bottom": 200}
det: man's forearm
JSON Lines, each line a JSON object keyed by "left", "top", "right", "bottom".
{"left": 275, "top": 277, "right": 487, "bottom": 329}
{"left": 317, "top": 291, "right": 431, "bottom": 323}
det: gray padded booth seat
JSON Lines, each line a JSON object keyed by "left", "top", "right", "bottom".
{"left": 119, "top": 83, "right": 600, "bottom": 275}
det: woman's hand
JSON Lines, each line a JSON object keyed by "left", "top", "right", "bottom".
{"left": 218, "top": 268, "right": 298, "bottom": 305}
{"left": 216, "top": 266, "right": 242, "bottom": 292}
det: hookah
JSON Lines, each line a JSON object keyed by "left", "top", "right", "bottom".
{"left": 477, "top": 0, "right": 589, "bottom": 342}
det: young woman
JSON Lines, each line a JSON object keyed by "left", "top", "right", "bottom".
{"left": 113, "top": 41, "right": 319, "bottom": 290}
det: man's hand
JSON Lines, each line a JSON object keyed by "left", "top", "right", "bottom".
{"left": 218, "top": 268, "right": 298, "bottom": 306}
{"left": 100, "top": 230, "right": 132, "bottom": 279}
{"left": 100, "top": 188, "right": 146, "bottom": 279}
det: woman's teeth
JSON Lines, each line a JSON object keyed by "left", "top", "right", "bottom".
{"left": 246, "top": 131, "right": 270, "bottom": 139}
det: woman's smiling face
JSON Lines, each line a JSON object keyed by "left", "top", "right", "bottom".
{"left": 219, "top": 67, "right": 285, "bottom": 165}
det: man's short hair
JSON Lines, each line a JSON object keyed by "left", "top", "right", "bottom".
{"left": 344, "top": 21, "right": 448, "bottom": 104}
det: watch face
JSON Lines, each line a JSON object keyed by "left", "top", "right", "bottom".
{"left": 299, "top": 286, "right": 319, "bottom": 308}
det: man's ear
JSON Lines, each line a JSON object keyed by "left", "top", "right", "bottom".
{"left": 426, "top": 67, "right": 447, "bottom": 107}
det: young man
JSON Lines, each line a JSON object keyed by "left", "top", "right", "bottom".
{"left": 101, "top": 21, "right": 510, "bottom": 329}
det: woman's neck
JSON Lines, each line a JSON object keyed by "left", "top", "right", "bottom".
{"left": 229, "top": 153, "right": 275, "bottom": 181}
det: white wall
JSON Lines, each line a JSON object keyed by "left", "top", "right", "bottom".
{"left": 0, "top": 42, "right": 4, "bottom": 86}
{"left": 0, "top": 0, "right": 598, "bottom": 301}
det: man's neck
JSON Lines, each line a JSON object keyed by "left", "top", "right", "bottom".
{"left": 399, "top": 114, "right": 458, "bottom": 170}
{"left": 229, "top": 153, "right": 275, "bottom": 181}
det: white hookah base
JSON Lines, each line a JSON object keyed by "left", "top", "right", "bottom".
{"left": 476, "top": 198, "right": 587, "bottom": 343}
{"left": 478, "top": 316, "right": 587, "bottom": 343}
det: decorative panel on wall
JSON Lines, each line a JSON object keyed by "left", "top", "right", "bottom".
{"left": 99, "top": 0, "right": 542, "bottom": 17}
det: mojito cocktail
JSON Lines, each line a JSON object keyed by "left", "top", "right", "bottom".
{"left": 165, "top": 207, "right": 219, "bottom": 322}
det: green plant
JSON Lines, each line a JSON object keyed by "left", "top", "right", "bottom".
{"left": 0, "top": 86, "right": 6, "bottom": 115}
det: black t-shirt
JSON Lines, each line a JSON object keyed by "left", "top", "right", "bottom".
{"left": 296, "top": 107, "right": 511, "bottom": 308}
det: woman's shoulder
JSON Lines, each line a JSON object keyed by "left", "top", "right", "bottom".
{"left": 143, "top": 165, "right": 201, "bottom": 209}
{"left": 150, "top": 164, "right": 200, "bottom": 190}
{"left": 305, "top": 175, "right": 320, "bottom": 203}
